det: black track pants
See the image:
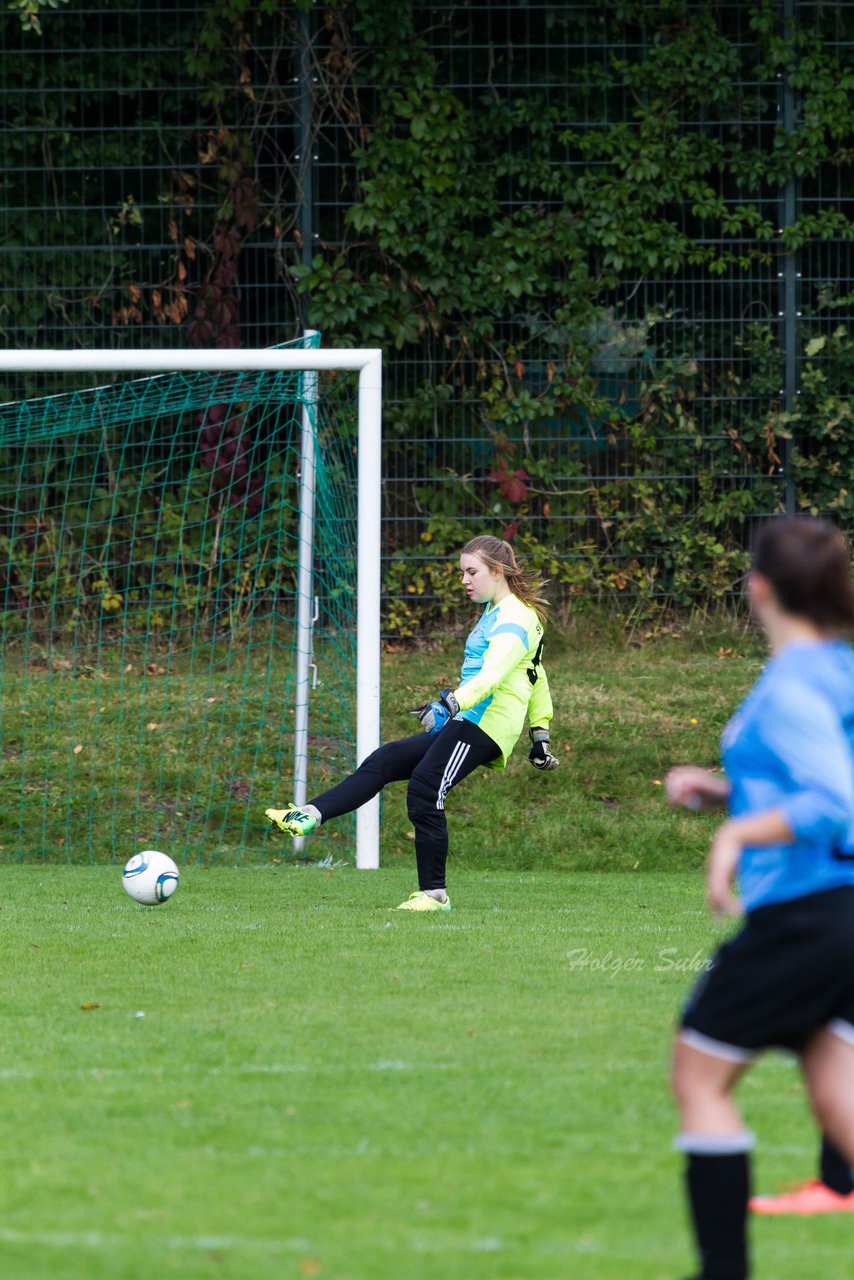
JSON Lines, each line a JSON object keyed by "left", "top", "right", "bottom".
{"left": 309, "top": 719, "right": 500, "bottom": 890}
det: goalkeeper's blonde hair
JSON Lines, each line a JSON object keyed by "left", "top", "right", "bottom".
{"left": 462, "top": 536, "right": 549, "bottom": 625}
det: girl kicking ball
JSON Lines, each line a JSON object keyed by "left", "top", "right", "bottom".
{"left": 665, "top": 515, "right": 854, "bottom": 1280}
{"left": 265, "top": 535, "right": 558, "bottom": 909}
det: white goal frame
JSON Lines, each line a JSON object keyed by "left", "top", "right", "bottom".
{"left": 0, "top": 346, "right": 383, "bottom": 870}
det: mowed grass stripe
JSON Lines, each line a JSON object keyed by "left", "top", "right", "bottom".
{"left": 0, "top": 866, "right": 847, "bottom": 1280}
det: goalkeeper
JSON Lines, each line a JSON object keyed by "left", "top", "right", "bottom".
{"left": 266, "top": 535, "right": 558, "bottom": 910}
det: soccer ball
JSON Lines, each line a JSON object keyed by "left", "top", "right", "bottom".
{"left": 122, "top": 850, "right": 180, "bottom": 905}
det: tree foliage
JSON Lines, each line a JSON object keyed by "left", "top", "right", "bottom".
{"left": 0, "top": 1, "right": 853, "bottom": 629}
{"left": 295, "top": 0, "right": 854, "bottom": 625}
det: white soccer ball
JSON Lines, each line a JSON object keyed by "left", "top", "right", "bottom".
{"left": 122, "top": 850, "right": 180, "bottom": 905}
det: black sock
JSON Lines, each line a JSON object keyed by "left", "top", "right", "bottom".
{"left": 819, "top": 1135, "right": 854, "bottom": 1195}
{"left": 685, "top": 1151, "right": 751, "bottom": 1280}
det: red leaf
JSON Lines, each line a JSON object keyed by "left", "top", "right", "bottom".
{"left": 500, "top": 469, "right": 529, "bottom": 504}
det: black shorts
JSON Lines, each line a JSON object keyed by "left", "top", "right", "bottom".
{"left": 680, "top": 885, "right": 854, "bottom": 1059}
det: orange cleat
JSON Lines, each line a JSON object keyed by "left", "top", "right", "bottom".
{"left": 750, "top": 1179, "right": 854, "bottom": 1215}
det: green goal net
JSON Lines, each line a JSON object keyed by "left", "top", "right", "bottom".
{"left": 0, "top": 338, "right": 365, "bottom": 865}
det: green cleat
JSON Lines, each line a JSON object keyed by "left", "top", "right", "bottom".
{"left": 265, "top": 803, "right": 317, "bottom": 837}
{"left": 395, "top": 891, "right": 451, "bottom": 912}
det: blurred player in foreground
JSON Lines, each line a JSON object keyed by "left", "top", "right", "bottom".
{"left": 665, "top": 516, "right": 854, "bottom": 1279}
{"left": 266, "top": 535, "right": 558, "bottom": 910}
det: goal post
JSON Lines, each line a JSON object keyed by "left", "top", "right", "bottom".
{"left": 0, "top": 344, "right": 382, "bottom": 870}
{"left": 292, "top": 355, "right": 319, "bottom": 857}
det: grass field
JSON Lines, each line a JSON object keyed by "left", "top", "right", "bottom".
{"left": 1, "top": 622, "right": 848, "bottom": 1278}
{"left": 1, "top": 616, "right": 766, "bottom": 871}
{"left": 0, "top": 865, "right": 849, "bottom": 1280}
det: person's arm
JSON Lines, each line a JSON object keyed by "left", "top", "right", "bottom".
{"left": 453, "top": 627, "right": 527, "bottom": 711}
{"left": 527, "top": 661, "right": 553, "bottom": 731}
{"left": 411, "top": 625, "right": 532, "bottom": 736}
{"left": 706, "top": 683, "right": 853, "bottom": 914}
{"left": 665, "top": 766, "right": 731, "bottom": 812}
{"left": 760, "top": 682, "right": 854, "bottom": 848}
{"left": 526, "top": 662, "right": 558, "bottom": 769}
{"left": 707, "top": 810, "right": 794, "bottom": 915}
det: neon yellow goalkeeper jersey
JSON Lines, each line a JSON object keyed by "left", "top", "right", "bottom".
{"left": 451, "top": 593, "right": 553, "bottom": 768}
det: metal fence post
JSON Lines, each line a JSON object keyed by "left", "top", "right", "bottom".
{"left": 780, "top": 0, "right": 799, "bottom": 516}
{"left": 298, "top": 5, "right": 315, "bottom": 330}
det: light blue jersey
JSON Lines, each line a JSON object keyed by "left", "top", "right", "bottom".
{"left": 722, "top": 640, "right": 854, "bottom": 911}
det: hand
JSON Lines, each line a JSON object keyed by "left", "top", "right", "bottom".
{"left": 528, "top": 727, "right": 559, "bottom": 771}
{"left": 410, "top": 688, "right": 460, "bottom": 736}
{"left": 706, "top": 823, "right": 744, "bottom": 917}
{"left": 664, "top": 765, "right": 730, "bottom": 811}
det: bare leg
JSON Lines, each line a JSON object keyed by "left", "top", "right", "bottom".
{"left": 672, "top": 1037, "right": 752, "bottom": 1135}
{"left": 801, "top": 1026, "right": 854, "bottom": 1167}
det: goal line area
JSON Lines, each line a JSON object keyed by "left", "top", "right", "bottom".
{"left": 0, "top": 340, "right": 382, "bottom": 868}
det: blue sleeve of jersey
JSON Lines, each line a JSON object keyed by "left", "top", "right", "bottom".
{"left": 760, "top": 681, "right": 854, "bottom": 846}
{"left": 491, "top": 622, "right": 529, "bottom": 647}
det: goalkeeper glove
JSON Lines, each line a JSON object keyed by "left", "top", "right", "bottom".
{"left": 410, "top": 688, "right": 460, "bottom": 736}
{"left": 528, "top": 727, "right": 559, "bottom": 771}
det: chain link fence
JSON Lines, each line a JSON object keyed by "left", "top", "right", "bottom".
{"left": 1, "top": 2, "right": 852, "bottom": 628}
